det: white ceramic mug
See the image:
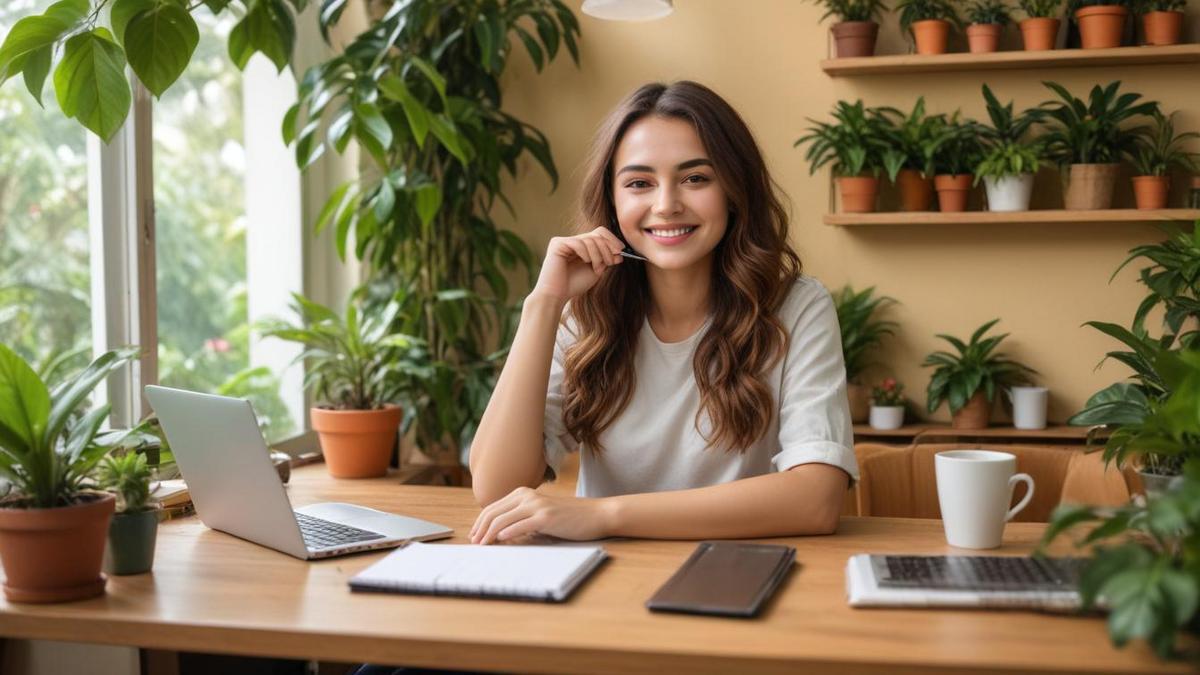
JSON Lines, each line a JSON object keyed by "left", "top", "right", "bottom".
{"left": 935, "top": 450, "right": 1035, "bottom": 549}
{"left": 1007, "top": 386, "right": 1048, "bottom": 430}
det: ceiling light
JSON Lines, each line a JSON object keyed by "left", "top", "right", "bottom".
{"left": 581, "top": 0, "right": 674, "bottom": 22}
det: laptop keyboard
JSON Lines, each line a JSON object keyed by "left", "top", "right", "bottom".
{"left": 295, "top": 512, "right": 386, "bottom": 549}
{"left": 875, "top": 555, "right": 1085, "bottom": 592}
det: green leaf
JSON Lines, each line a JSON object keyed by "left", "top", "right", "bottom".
{"left": 379, "top": 75, "right": 429, "bottom": 147}
{"left": 21, "top": 45, "right": 52, "bottom": 106}
{"left": 0, "top": 6, "right": 79, "bottom": 83}
{"left": 429, "top": 113, "right": 468, "bottom": 164}
{"left": 229, "top": 0, "right": 294, "bottom": 72}
{"left": 281, "top": 102, "right": 300, "bottom": 144}
{"left": 414, "top": 183, "right": 442, "bottom": 227}
{"left": 53, "top": 29, "right": 132, "bottom": 142}
{"left": 408, "top": 56, "right": 447, "bottom": 108}
{"left": 110, "top": 0, "right": 156, "bottom": 45}
{"left": 0, "top": 344, "right": 51, "bottom": 453}
{"left": 123, "top": 1, "right": 199, "bottom": 97}
{"left": 353, "top": 102, "right": 392, "bottom": 164}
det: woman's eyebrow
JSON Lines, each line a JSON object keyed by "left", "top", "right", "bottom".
{"left": 615, "top": 158, "right": 712, "bottom": 176}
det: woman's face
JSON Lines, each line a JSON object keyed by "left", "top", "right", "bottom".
{"left": 610, "top": 115, "right": 728, "bottom": 272}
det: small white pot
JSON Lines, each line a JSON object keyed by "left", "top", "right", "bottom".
{"left": 984, "top": 174, "right": 1034, "bottom": 212}
{"left": 1007, "top": 386, "right": 1048, "bottom": 430}
{"left": 869, "top": 405, "right": 905, "bottom": 430}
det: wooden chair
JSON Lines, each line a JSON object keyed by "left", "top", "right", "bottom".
{"left": 855, "top": 442, "right": 1139, "bottom": 522}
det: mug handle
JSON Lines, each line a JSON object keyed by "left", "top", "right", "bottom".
{"left": 1005, "top": 473, "right": 1035, "bottom": 522}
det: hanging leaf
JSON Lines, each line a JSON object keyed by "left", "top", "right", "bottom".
{"left": 124, "top": 1, "right": 199, "bottom": 97}
{"left": 229, "top": 0, "right": 294, "bottom": 72}
{"left": 0, "top": 0, "right": 88, "bottom": 83}
{"left": 319, "top": 0, "right": 349, "bottom": 42}
{"left": 54, "top": 29, "right": 132, "bottom": 142}
{"left": 379, "top": 75, "right": 429, "bottom": 147}
{"left": 21, "top": 45, "right": 52, "bottom": 106}
{"left": 354, "top": 102, "right": 392, "bottom": 164}
{"left": 110, "top": 0, "right": 156, "bottom": 45}
{"left": 414, "top": 183, "right": 442, "bottom": 227}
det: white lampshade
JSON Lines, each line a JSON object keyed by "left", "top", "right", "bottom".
{"left": 581, "top": 0, "right": 674, "bottom": 21}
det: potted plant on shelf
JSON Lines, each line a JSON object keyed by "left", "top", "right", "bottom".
{"left": 873, "top": 98, "right": 945, "bottom": 211}
{"left": 923, "top": 319, "right": 1037, "bottom": 429}
{"left": 869, "top": 378, "right": 907, "bottom": 430}
{"left": 1135, "top": 0, "right": 1187, "bottom": 45}
{"left": 0, "top": 345, "right": 137, "bottom": 603}
{"left": 931, "top": 113, "right": 986, "bottom": 212}
{"left": 1127, "top": 110, "right": 1200, "bottom": 210}
{"left": 809, "top": 0, "right": 889, "bottom": 57}
{"left": 797, "top": 100, "right": 901, "bottom": 214}
{"left": 1018, "top": 0, "right": 1064, "bottom": 49}
{"left": 1069, "top": 0, "right": 1133, "bottom": 48}
{"left": 1039, "top": 80, "right": 1158, "bottom": 210}
{"left": 97, "top": 452, "right": 159, "bottom": 575}
{"left": 834, "top": 285, "right": 899, "bottom": 423}
{"left": 896, "top": 0, "right": 963, "bottom": 54}
{"left": 975, "top": 85, "right": 1045, "bottom": 212}
{"left": 260, "top": 292, "right": 424, "bottom": 479}
{"left": 965, "top": 0, "right": 1013, "bottom": 53}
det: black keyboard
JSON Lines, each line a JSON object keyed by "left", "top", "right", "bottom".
{"left": 873, "top": 555, "right": 1085, "bottom": 592}
{"left": 295, "top": 512, "right": 386, "bottom": 549}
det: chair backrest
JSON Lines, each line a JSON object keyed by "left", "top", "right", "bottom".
{"left": 856, "top": 442, "right": 1136, "bottom": 522}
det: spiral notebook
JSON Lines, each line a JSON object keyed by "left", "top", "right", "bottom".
{"left": 348, "top": 542, "right": 608, "bottom": 602}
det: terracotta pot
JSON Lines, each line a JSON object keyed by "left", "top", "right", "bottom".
{"left": 1142, "top": 10, "right": 1183, "bottom": 46}
{"left": 1132, "top": 175, "right": 1170, "bottom": 210}
{"left": 310, "top": 405, "right": 403, "bottom": 478}
{"left": 967, "top": 23, "right": 1003, "bottom": 53}
{"left": 837, "top": 176, "right": 880, "bottom": 213}
{"left": 1019, "top": 17, "right": 1061, "bottom": 50}
{"left": 912, "top": 19, "right": 951, "bottom": 55}
{"left": 897, "top": 169, "right": 935, "bottom": 211}
{"left": 0, "top": 493, "right": 114, "bottom": 603}
{"left": 1065, "top": 163, "right": 1120, "bottom": 210}
{"left": 934, "top": 174, "right": 973, "bottom": 212}
{"left": 1075, "top": 5, "right": 1128, "bottom": 49}
{"left": 831, "top": 21, "right": 879, "bottom": 57}
{"left": 847, "top": 382, "right": 871, "bottom": 424}
{"left": 951, "top": 391, "right": 991, "bottom": 430}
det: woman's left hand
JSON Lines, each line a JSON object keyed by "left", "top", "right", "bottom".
{"left": 469, "top": 487, "right": 615, "bottom": 544}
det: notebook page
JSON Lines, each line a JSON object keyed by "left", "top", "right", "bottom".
{"left": 350, "top": 542, "right": 606, "bottom": 600}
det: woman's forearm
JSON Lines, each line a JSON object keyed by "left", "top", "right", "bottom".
{"left": 601, "top": 463, "right": 849, "bottom": 539}
{"left": 469, "top": 292, "right": 565, "bottom": 506}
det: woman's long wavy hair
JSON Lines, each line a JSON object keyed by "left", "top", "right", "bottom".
{"left": 561, "top": 81, "right": 802, "bottom": 454}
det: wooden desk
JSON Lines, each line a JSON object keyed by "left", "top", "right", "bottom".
{"left": 853, "top": 423, "right": 1097, "bottom": 446}
{"left": 0, "top": 465, "right": 1187, "bottom": 674}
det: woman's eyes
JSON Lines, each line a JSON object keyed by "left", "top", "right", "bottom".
{"left": 624, "top": 174, "right": 710, "bottom": 189}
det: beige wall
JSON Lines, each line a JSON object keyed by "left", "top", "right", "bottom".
{"left": 494, "top": 0, "right": 1200, "bottom": 424}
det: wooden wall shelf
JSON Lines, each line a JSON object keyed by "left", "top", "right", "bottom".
{"left": 823, "top": 208, "right": 1200, "bottom": 227}
{"left": 820, "top": 44, "right": 1200, "bottom": 77}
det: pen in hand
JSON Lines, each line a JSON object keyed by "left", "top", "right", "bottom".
{"left": 619, "top": 250, "right": 648, "bottom": 262}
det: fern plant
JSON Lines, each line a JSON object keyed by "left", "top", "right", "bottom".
{"left": 796, "top": 100, "right": 902, "bottom": 179}
{"left": 807, "top": 0, "right": 889, "bottom": 22}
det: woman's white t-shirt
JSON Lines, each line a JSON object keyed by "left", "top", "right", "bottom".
{"left": 542, "top": 276, "right": 859, "bottom": 498}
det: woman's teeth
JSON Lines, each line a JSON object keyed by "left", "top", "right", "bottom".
{"left": 647, "top": 226, "right": 697, "bottom": 238}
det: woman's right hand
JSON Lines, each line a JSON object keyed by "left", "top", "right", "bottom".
{"left": 532, "top": 226, "right": 627, "bottom": 303}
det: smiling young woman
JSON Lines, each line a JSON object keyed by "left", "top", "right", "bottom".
{"left": 467, "top": 81, "right": 857, "bottom": 545}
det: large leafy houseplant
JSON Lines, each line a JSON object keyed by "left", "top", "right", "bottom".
{"left": 922, "top": 319, "right": 1036, "bottom": 428}
{"left": 289, "top": 1, "right": 579, "bottom": 468}
{"left": 873, "top": 97, "right": 952, "bottom": 210}
{"left": 1039, "top": 349, "right": 1200, "bottom": 660}
{"left": 796, "top": 100, "right": 902, "bottom": 213}
{"left": 0, "top": 343, "right": 138, "bottom": 601}
{"left": 260, "top": 291, "right": 425, "bottom": 478}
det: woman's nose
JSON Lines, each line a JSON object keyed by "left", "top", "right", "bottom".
{"left": 652, "top": 184, "right": 683, "bottom": 217}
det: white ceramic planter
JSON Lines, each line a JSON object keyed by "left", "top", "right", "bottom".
{"left": 984, "top": 174, "right": 1034, "bottom": 212}
{"left": 1007, "top": 386, "right": 1048, "bottom": 430}
{"left": 869, "top": 405, "right": 905, "bottom": 430}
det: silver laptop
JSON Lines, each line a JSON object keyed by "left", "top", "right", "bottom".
{"left": 145, "top": 385, "right": 453, "bottom": 560}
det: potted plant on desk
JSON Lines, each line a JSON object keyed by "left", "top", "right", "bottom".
{"left": 1039, "top": 349, "right": 1200, "bottom": 660}
{"left": 975, "top": 85, "right": 1045, "bottom": 212}
{"left": 0, "top": 345, "right": 138, "bottom": 603}
{"left": 796, "top": 100, "right": 902, "bottom": 213}
{"left": 1127, "top": 109, "right": 1199, "bottom": 210}
{"left": 896, "top": 0, "right": 963, "bottom": 54}
{"left": 98, "top": 452, "right": 159, "bottom": 575}
{"left": 869, "top": 378, "right": 907, "bottom": 430}
{"left": 1018, "top": 0, "right": 1064, "bottom": 49}
{"left": 965, "top": 0, "right": 1013, "bottom": 53}
{"left": 809, "top": 0, "right": 888, "bottom": 57}
{"left": 923, "top": 319, "right": 1037, "bottom": 429}
{"left": 1135, "top": 0, "right": 1186, "bottom": 45}
{"left": 1039, "top": 80, "right": 1158, "bottom": 210}
{"left": 260, "top": 292, "right": 425, "bottom": 479}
